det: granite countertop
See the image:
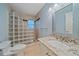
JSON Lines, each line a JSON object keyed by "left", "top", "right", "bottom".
{"left": 38, "top": 36, "right": 77, "bottom": 56}
{"left": 0, "top": 41, "right": 11, "bottom": 49}
{"left": 4, "top": 44, "right": 26, "bottom": 56}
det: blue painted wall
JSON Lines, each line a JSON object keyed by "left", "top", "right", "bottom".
{"left": 36, "top": 3, "right": 79, "bottom": 37}
{"left": 36, "top": 4, "right": 54, "bottom": 37}
{"left": 73, "top": 4, "right": 79, "bottom": 37}
{"left": 0, "top": 3, "right": 9, "bottom": 41}
{"left": 55, "top": 4, "right": 73, "bottom": 34}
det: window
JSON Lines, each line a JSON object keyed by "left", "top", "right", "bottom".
{"left": 27, "top": 20, "right": 34, "bottom": 29}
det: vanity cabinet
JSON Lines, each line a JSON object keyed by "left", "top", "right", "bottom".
{"left": 47, "top": 49, "right": 57, "bottom": 56}
{"left": 0, "top": 41, "right": 11, "bottom": 56}
{"left": 39, "top": 42, "right": 57, "bottom": 56}
{"left": 40, "top": 42, "right": 49, "bottom": 55}
{"left": 17, "top": 49, "right": 25, "bottom": 56}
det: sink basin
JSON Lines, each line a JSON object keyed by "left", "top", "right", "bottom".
{"left": 48, "top": 40, "right": 70, "bottom": 51}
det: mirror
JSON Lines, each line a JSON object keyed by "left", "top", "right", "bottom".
{"left": 54, "top": 3, "right": 79, "bottom": 38}
{"left": 65, "top": 12, "right": 73, "bottom": 34}
{"left": 55, "top": 4, "right": 73, "bottom": 35}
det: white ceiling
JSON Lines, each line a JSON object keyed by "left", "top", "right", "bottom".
{"left": 9, "top": 3, "right": 45, "bottom": 16}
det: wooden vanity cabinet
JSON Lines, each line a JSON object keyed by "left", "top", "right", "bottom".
{"left": 39, "top": 42, "right": 57, "bottom": 56}
{"left": 16, "top": 42, "right": 57, "bottom": 56}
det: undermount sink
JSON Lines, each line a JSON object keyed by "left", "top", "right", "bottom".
{"left": 48, "top": 40, "right": 70, "bottom": 51}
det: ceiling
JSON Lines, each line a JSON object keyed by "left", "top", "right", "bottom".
{"left": 9, "top": 3, "right": 45, "bottom": 16}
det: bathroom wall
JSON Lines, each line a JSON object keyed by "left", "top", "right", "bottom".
{"left": 35, "top": 4, "right": 54, "bottom": 37}
{"left": 35, "top": 3, "right": 79, "bottom": 38}
{"left": 73, "top": 4, "right": 79, "bottom": 37}
{"left": 55, "top": 4, "right": 73, "bottom": 34}
{"left": 0, "top": 3, "right": 10, "bottom": 41}
{"left": 35, "top": 3, "right": 71, "bottom": 37}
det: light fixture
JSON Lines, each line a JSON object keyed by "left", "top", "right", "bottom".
{"left": 54, "top": 4, "right": 58, "bottom": 7}
{"left": 48, "top": 7, "right": 52, "bottom": 12}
